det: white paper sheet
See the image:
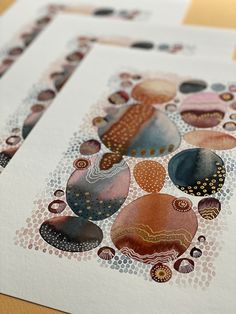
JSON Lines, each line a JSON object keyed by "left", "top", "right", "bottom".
{"left": 0, "top": 45, "right": 236, "bottom": 314}
{"left": 0, "top": 0, "right": 189, "bottom": 78}
{"left": 1, "top": 14, "right": 236, "bottom": 172}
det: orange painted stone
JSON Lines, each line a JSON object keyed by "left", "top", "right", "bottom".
{"left": 111, "top": 193, "right": 198, "bottom": 264}
{"left": 131, "top": 79, "right": 176, "bottom": 105}
{"left": 133, "top": 160, "right": 166, "bottom": 192}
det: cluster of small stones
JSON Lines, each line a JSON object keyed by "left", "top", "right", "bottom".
{"left": 15, "top": 73, "right": 236, "bottom": 288}
{"left": 0, "top": 35, "right": 86, "bottom": 153}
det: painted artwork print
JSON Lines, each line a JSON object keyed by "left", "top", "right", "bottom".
{"left": 0, "top": 36, "right": 195, "bottom": 172}
{"left": 0, "top": 3, "right": 149, "bottom": 78}
{"left": 15, "top": 70, "right": 236, "bottom": 288}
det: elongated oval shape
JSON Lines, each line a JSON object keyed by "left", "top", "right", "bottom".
{"left": 179, "top": 79, "right": 207, "bottom": 94}
{"left": 131, "top": 79, "right": 176, "bottom": 105}
{"left": 39, "top": 216, "right": 103, "bottom": 252}
{"left": 180, "top": 92, "right": 226, "bottom": 128}
{"left": 22, "top": 109, "right": 45, "bottom": 139}
{"left": 97, "top": 103, "right": 181, "bottom": 157}
{"left": 184, "top": 130, "right": 236, "bottom": 150}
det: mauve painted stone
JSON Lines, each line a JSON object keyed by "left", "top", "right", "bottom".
{"left": 198, "top": 197, "right": 221, "bottom": 220}
{"left": 180, "top": 92, "right": 226, "bottom": 128}
{"left": 79, "top": 139, "right": 101, "bottom": 155}
{"left": 37, "top": 89, "right": 56, "bottom": 101}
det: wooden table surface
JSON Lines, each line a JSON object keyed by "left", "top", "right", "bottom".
{"left": 0, "top": 295, "right": 64, "bottom": 314}
{"left": 0, "top": 0, "right": 236, "bottom": 313}
{"left": 0, "top": 0, "right": 15, "bottom": 14}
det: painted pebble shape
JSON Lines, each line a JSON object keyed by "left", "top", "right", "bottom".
{"left": 179, "top": 79, "right": 207, "bottom": 94}
{"left": 223, "top": 121, "right": 236, "bottom": 131}
{"left": 97, "top": 103, "right": 181, "bottom": 157}
{"left": 52, "top": 71, "right": 71, "bottom": 91}
{"left": 79, "top": 139, "right": 101, "bottom": 155}
{"left": 150, "top": 263, "right": 172, "bottom": 283}
{"left": 48, "top": 200, "right": 67, "bottom": 214}
{"left": 131, "top": 41, "right": 154, "bottom": 49}
{"left": 39, "top": 216, "right": 103, "bottom": 252}
{"left": 108, "top": 90, "right": 129, "bottom": 105}
{"left": 37, "top": 89, "right": 56, "bottom": 101}
{"left": 6, "top": 135, "right": 21, "bottom": 146}
{"left": 97, "top": 246, "right": 115, "bottom": 260}
{"left": 22, "top": 106, "right": 45, "bottom": 139}
{"left": 93, "top": 8, "right": 114, "bottom": 16}
{"left": 190, "top": 247, "right": 202, "bottom": 258}
{"left": 180, "top": 92, "right": 226, "bottom": 128}
{"left": 111, "top": 193, "right": 198, "bottom": 264}
{"left": 198, "top": 197, "right": 221, "bottom": 220}
{"left": 0, "top": 147, "right": 18, "bottom": 168}
{"left": 168, "top": 148, "right": 226, "bottom": 196}
{"left": 66, "top": 153, "right": 130, "bottom": 221}
{"left": 133, "top": 160, "right": 166, "bottom": 192}
{"left": 184, "top": 130, "right": 236, "bottom": 150}
{"left": 131, "top": 79, "right": 176, "bottom": 105}
{"left": 174, "top": 258, "right": 194, "bottom": 273}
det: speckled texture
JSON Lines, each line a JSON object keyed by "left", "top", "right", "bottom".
{"left": 15, "top": 70, "right": 236, "bottom": 289}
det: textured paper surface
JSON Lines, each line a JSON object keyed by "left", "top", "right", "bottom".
{"left": 0, "top": 45, "right": 236, "bottom": 314}
{"left": 0, "top": 0, "right": 189, "bottom": 78}
{"left": 1, "top": 0, "right": 236, "bottom": 313}
{"left": 1, "top": 14, "right": 236, "bottom": 172}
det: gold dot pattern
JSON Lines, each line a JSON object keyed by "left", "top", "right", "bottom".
{"left": 133, "top": 160, "right": 166, "bottom": 192}
{"left": 14, "top": 71, "right": 236, "bottom": 290}
{"left": 176, "top": 164, "right": 226, "bottom": 196}
{"left": 101, "top": 103, "right": 155, "bottom": 155}
{"left": 150, "top": 263, "right": 172, "bottom": 283}
{"left": 99, "top": 153, "right": 123, "bottom": 170}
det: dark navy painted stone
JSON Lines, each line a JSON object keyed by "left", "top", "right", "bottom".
{"left": 0, "top": 152, "right": 12, "bottom": 168}
{"left": 179, "top": 80, "right": 207, "bottom": 94}
{"left": 93, "top": 8, "right": 114, "bottom": 16}
{"left": 39, "top": 216, "right": 103, "bottom": 252}
{"left": 131, "top": 41, "right": 154, "bottom": 49}
{"left": 0, "top": 147, "right": 18, "bottom": 168}
{"left": 168, "top": 148, "right": 225, "bottom": 196}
